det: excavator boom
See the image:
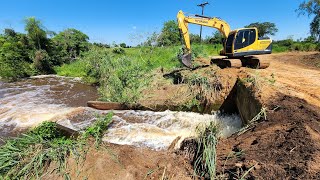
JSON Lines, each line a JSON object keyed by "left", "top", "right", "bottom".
{"left": 177, "top": 10, "right": 231, "bottom": 67}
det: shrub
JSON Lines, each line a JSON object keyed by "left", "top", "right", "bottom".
{"left": 303, "top": 43, "right": 317, "bottom": 51}
{"left": 33, "top": 49, "right": 54, "bottom": 74}
{"left": 290, "top": 43, "right": 304, "bottom": 51}
{"left": 112, "top": 47, "right": 125, "bottom": 54}
{"left": 0, "top": 122, "right": 78, "bottom": 179}
{"left": 272, "top": 44, "right": 289, "bottom": 53}
{"left": 317, "top": 43, "right": 320, "bottom": 51}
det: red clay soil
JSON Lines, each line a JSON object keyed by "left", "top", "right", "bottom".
{"left": 217, "top": 93, "right": 320, "bottom": 179}
{"left": 44, "top": 142, "right": 194, "bottom": 180}
{"left": 216, "top": 52, "right": 320, "bottom": 179}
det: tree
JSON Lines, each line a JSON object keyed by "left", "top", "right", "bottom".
{"left": 206, "top": 31, "right": 224, "bottom": 44}
{"left": 144, "top": 32, "right": 159, "bottom": 46}
{"left": 0, "top": 41, "right": 32, "bottom": 80}
{"left": 157, "top": 20, "right": 180, "bottom": 46}
{"left": 190, "top": 34, "right": 201, "bottom": 44}
{"left": 52, "top": 28, "right": 89, "bottom": 63}
{"left": 119, "top": 43, "right": 127, "bottom": 48}
{"left": 297, "top": 0, "right": 320, "bottom": 42}
{"left": 245, "top": 22, "right": 278, "bottom": 37}
{"left": 4, "top": 28, "right": 17, "bottom": 38}
{"left": 24, "top": 17, "right": 48, "bottom": 50}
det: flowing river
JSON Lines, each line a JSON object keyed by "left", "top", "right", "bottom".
{"left": 0, "top": 75, "right": 242, "bottom": 150}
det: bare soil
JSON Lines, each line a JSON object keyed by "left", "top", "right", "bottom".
{"left": 45, "top": 142, "right": 194, "bottom": 180}
{"left": 216, "top": 52, "right": 320, "bottom": 179}
{"left": 47, "top": 52, "right": 320, "bottom": 179}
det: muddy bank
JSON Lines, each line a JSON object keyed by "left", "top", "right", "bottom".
{"left": 44, "top": 142, "right": 194, "bottom": 180}
{"left": 139, "top": 66, "right": 240, "bottom": 113}
{"left": 217, "top": 93, "right": 320, "bottom": 179}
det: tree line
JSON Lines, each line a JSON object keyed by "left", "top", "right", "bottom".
{"left": 0, "top": 17, "right": 89, "bottom": 80}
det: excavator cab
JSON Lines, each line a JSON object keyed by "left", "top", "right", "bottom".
{"left": 223, "top": 28, "right": 272, "bottom": 57}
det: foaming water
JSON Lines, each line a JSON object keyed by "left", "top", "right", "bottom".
{"left": 0, "top": 75, "right": 98, "bottom": 137}
{"left": 0, "top": 75, "right": 242, "bottom": 151}
{"left": 59, "top": 109, "right": 242, "bottom": 150}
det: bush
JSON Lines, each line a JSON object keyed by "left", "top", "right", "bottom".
{"left": 303, "top": 43, "right": 317, "bottom": 51}
{"left": 112, "top": 47, "right": 125, "bottom": 54}
{"left": 0, "top": 121, "right": 78, "bottom": 179}
{"left": 82, "top": 48, "right": 149, "bottom": 103}
{"left": 273, "top": 44, "right": 289, "bottom": 53}
{"left": 0, "top": 41, "right": 33, "bottom": 80}
{"left": 33, "top": 50, "right": 54, "bottom": 74}
{"left": 192, "top": 44, "right": 207, "bottom": 59}
{"left": 317, "top": 43, "right": 320, "bottom": 51}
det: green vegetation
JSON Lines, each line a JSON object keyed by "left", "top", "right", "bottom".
{"left": 194, "top": 122, "right": 220, "bottom": 179}
{"left": 297, "top": 0, "right": 320, "bottom": 42}
{"left": 82, "top": 112, "right": 113, "bottom": 146}
{"left": 245, "top": 22, "right": 278, "bottom": 37}
{"left": 55, "top": 44, "right": 219, "bottom": 103}
{"left": 0, "top": 17, "right": 89, "bottom": 81}
{"left": 273, "top": 37, "right": 320, "bottom": 53}
{"left": 0, "top": 112, "right": 113, "bottom": 179}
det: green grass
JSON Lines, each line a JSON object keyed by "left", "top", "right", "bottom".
{"left": 0, "top": 112, "right": 113, "bottom": 179}
{"left": 54, "top": 45, "right": 220, "bottom": 103}
{"left": 273, "top": 41, "right": 319, "bottom": 53}
{"left": 82, "top": 112, "right": 113, "bottom": 146}
{"left": 194, "top": 122, "right": 220, "bottom": 179}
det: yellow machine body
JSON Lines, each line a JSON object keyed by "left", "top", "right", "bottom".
{"left": 177, "top": 10, "right": 272, "bottom": 67}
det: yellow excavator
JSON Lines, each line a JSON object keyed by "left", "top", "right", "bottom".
{"left": 177, "top": 10, "right": 272, "bottom": 69}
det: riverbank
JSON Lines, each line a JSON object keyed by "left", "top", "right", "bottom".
{"left": 0, "top": 52, "right": 319, "bottom": 179}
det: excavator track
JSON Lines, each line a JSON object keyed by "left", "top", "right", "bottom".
{"left": 211, "top": 56, "right": 270, "bottom": 69}
{"left": 211, "top": 58, "right": 242, "bottom": 68}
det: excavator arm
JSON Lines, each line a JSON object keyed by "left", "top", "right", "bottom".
{"left": 177, "top": 10, "right": 231, "bottom": 67}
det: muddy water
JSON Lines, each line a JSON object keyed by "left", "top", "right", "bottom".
{"left": 0, "top": 75, "right": 242, "bottom": 150}
{"left": 0, "top": 75, "right": 98, "bottom": 137}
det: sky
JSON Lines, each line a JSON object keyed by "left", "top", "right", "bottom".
{"left": 0, "top": 0, "right": 313, "bottom": 46}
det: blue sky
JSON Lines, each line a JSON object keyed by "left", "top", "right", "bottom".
{"left": 0, "top": 0, "right": 313, "bottom": 46}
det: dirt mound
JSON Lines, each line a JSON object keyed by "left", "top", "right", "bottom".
{"left": 217, "top": 92, "right": 320, "bottom": 179}
{"left": 140, "top": 65, "right": 240, "bottom": 113}
{"left": 269, "top": 51, "right": 320, "bottom": 69}
{"left": 45, "top": 143, "right": 194, "bottom": 180}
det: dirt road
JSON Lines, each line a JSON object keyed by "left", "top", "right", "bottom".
{"left": 258, "top": 52, "right": 320, "bottom": 108}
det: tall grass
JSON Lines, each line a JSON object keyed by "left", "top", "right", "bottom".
{"left": 194, "top": 122, "right": 220, "bottom": 179}
{"left": 54, "top": 44, "right": 221, "bottom": 103}
{"left": 0, "top": 112, "right": 113, "bottom": 179}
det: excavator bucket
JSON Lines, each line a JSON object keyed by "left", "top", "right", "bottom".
{"left": 181, "top": 53, "right": 192, "bottom": 68}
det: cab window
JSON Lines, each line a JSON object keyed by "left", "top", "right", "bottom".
{"left": 234, "top": 29, "right": 256, "bottom": 50}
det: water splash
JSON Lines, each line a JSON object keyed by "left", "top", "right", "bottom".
{"left": 59, "top": 109, "right": 242, "bottom": 150}
{"left": 0, "top": 75, "right": 242, "bottom": 151}
{"left": 0, "top": 75, "right": 98, "bottom": 137}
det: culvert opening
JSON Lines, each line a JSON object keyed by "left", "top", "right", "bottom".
{"left": 219, "top": 78, "right": 263, "bottom": 125}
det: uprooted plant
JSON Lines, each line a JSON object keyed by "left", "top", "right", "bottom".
{"left": 237, "top": 107, "right": 267, "bottom": 135}
{"left": 0, "top": 112, "right": 113, "bottom": 179}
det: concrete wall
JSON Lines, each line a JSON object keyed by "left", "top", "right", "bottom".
{"left": 220, "top": 79, "right": 262, "bottom": 124}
